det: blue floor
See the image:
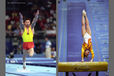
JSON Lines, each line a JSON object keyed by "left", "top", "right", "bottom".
{"left": 6, "top": 57, "right": 56, "bottom": 67}
{"left": 6, "top": 64, "right": 56, "bottom": 76}
{"left": 6, "top": 54, "right": 56, "bottom": 76}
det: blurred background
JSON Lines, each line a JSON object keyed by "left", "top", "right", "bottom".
{"left": 6, "top": 0, "right": 56, "bottom": 76}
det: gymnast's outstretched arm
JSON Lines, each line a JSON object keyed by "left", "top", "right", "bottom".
{"left": 19, "top": 12, "right": 24, "bottom": 30}
{"left": 31, "top": 10, "right": 39, "bottom": 29}
{"left": 90, "top": 49, "right": 94, "bottom": 62}
{"left": 81, "top": 47, "right": 85, "bottom": 62}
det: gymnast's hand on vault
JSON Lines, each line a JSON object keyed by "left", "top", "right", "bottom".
{"left": 90, "top": 59, "right": 93, "bottom": 62}
{"left": 81, "top": 59, "right": 84, "bottom": 62}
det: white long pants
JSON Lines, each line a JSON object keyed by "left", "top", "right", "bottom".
{"left": 45, "top": 48, "right": 51, "bottom": 58}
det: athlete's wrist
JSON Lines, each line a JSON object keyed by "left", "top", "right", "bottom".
{"left": 81, "top": 59, "right": 84, "bottom": 62}
{"left": 90, "top": 59, "right": 93, "bottom": 62}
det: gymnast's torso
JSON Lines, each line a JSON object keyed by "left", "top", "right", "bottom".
{"left": 82, "top": 32, "right": 92, "bottom": 49}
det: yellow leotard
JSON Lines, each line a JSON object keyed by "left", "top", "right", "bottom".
{"left": 22, "top": 26, "right": 33, "bottom": 42}
{"left": 81, "top": 38, "right": 94, "bottom": 59}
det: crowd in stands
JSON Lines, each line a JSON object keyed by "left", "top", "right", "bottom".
{"left": 6, "top": 0, "right": 56, "bottom": 58}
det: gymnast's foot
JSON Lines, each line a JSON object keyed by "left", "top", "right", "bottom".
{"left": 23, "top": 66, "right": 26, "bottom": 70}
{"left": 82, "top": 9, "right": 86, "bottom": 16}
{"left": 23, "top": 62, "right": 26, "bottom": 70}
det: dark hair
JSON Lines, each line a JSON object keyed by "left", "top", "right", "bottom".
{"left": 84, "top": 49, "right": 89, "bottom": 58}
{"left": 23, "top": 18, "right": 31, "bottom": 23}
{"left": 84, "top": 54, "right": 88, "bottom": 58}
{"left": 45, "top": 35, "right": 49, "bottom": 39}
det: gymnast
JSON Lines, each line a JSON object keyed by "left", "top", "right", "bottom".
{"left": 81, "top": 10, "right": 94, "bottom": 62}
{"left": 19, "top": 10, "right": 39, "bottom": 69}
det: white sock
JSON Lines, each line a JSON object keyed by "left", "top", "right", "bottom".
{"left": 23, "top": 62, "right": 26, "bottom": 67}
{"left": 82, "top": 9, "right": 86, "bottom": 15}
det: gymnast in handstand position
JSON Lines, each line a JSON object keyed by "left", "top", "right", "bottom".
{"left": 19, "top": 10, "right": 39, "bottom": 69}
{"left": 81, "top": 10, "right": 94, "bottom": 62}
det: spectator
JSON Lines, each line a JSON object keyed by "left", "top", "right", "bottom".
{"left": 45, "top": 36, "right": 52, "bottom": 58}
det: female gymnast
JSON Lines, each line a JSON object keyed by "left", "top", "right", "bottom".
{"left": 81, "top": 10, "right": 94, "bottom": 62}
